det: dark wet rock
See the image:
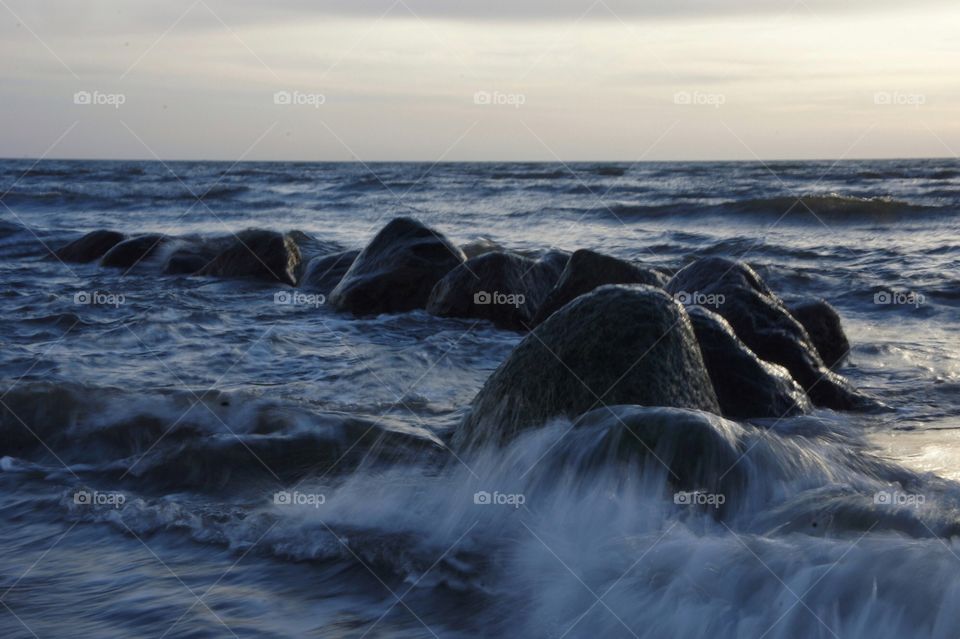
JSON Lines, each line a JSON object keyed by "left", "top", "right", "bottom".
{"left": 532, "top": 249, "right": 670, "bottom": 326}
{"left": 164, "top": 249, "right": 212, "bottom": 275}
{"left": 55, "top": 230, "right": 125, "bottom": 263}
{"left": 789, "top": 298, "right": 850, "bottom": 368}
{"left": 455, "top": 284, "right": 721, "bottom": 449}
{"left": 461, "top": 238, "right": 505, "bottom": 260}
{"left": 329, "top": 217, "right": 466, "bottom": 315}
{"left": 300, "top": 250, "right": 360, "bottom": 295}
{"left": 666, "top": 257, "right": 870, "bottom": 410}
{"left": 546, "top": 405, "right": 747, "bottom": 498}
{"left": 162, "top": 236, "right": 235, "bottom": 276}
{"left": 100, "top": 234, "right": 166, "bottom": 268}
{"left": 198, "top": 230, "right": 301, "bottom": 285}
{"left": 426, "top": 250, "right": 567, "bottom": 330}
{"left": 687, "top": 305, "right": 811, "bottom": 419}
{"left": 287, "top": 230, "right": 343, "bottom": 280}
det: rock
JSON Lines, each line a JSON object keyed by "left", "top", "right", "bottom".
{"left": 286, "top": 230, "right": 343, "bottom": 281}
{"left": 455, "top": 284, "right": 721, "bottom": 449}
{"left": 100, "top": 234, "right": 166, "bottom": 268}
{"left": 666, "top": 257, "right": 869, "bottom": 410}
{"left": 789, "top": 299, "right": 850, "bottom": 368}
{"left": 300, "top": 250, "right": 360, "bottom": 295}
{"left": 687, "top": 306, "right": 811, "bottom": 419}
{"left": 198, "top": 230, "right": 301, "bottom": 285}
{"left": 164, "top": 250, "right": 210, "bottom": 275}
{"left": 461, "top": 238, "right": 505, "bottom": 260}
{"left": 55, "top": 230, "right": 125, "bottom": 263}
{"left": 426, "top": 250, "right": 567, "bottom": 330}
{"left": 532, "top": 249, "right": 669, "bottom": 325}
{"left": 329, "top": 217, "right": 466, "bottom": 315}
{"left": 542, "top": 405, "right": 747, "bottom": 498}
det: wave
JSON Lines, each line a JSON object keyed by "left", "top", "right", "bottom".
{"left": 32, "top": 407, "right": 960, "bottom": 638}
{"left": 0, "top": 382, "right": 444, "bottom": 490}
{"left": 727, "top": 194, "right": 937, "bottom": 221}
{"left": 597, "top": 193, "right": 945, "bottom": 224}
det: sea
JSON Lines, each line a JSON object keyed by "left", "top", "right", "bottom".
{"left": 0, "top": 158, "right": 958, "bottom": 638}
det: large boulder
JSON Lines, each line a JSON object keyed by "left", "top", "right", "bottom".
{"left": 426, "top": 250, "right": 567, "bottom": 330}
{"left": 666, "top": 257, "right": 868, "bottom": 410}
{"left": 329, "top": 217, "right": 466, "bottom": 315}
{"left": 687, "top": 305, "right": 810, "bottom": 419}
{"left": 538, "top": 405, "right": 747, "bottom": 498}
{"left": 198, "top": 230, "right": 301, "bottom": 286}
{"left": 532, "top": 249, "right": 669, "bottom": 325}
{"left": 788, "top": 298, "right": 850, "bottom": 368}
{"left": 100, "top": 234, "right": 166, "bottom": 268}
{"left": 299, "top": 250, "right": 360, "bottom": 295}
{"left": 55, "top": 230, "right": 125, "bottom": 263}
{"left": 455, "top": 284, "right": 721, "bottom": 449}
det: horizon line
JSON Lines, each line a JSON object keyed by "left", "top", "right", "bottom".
{"left": 0, "top": 155, "right": 956, "bottom": 164}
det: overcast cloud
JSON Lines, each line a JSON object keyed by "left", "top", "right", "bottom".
{"left": 1, "top": 0, "right": 958, "bottom": 161}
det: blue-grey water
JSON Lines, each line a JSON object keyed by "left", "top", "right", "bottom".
{"left": 0, "top": 158, "right": 959, "bottom": 638}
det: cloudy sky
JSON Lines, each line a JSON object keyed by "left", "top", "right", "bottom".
{"left": 1, "top": 0, "right": 958, "bottom": 161}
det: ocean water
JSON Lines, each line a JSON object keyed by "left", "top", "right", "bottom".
{"left": 0, "top": 158, "right": 959, "bottom": 638}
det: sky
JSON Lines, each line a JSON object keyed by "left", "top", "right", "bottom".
{"left": 1, "top": 0, "right": 958, "bottom": 162}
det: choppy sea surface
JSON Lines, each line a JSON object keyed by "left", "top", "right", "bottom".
{"left": 1, "top": 158, "right": 959, "bottom": 638}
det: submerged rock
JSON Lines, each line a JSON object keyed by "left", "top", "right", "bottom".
{"left": 549, "top": 405, "right": 747, "bottom": 498}
{"left": 687, "top": 305, "right": 811, "bottom": 419}
{"left": 666, "top": 257, "right": 869, "bottom": 410}
{"left": 789, "top": 298, "right": 850, "bottom": 368}
{"left": 299, "top": 250, "right": 360, "bottom": 295}
{"left": 198, "top": 229, "right": 301, "bottom": 285}
{"left": 55, "top": 230, "right": 125, "bottom": 263}
{"left": 532, "top": 249, "right": 669, "bottom": 326}
{"left": 329, "top": 217, "right": 466, "bottom": 315}
{"left": 100, "top": 234, "right": 166, "bottom": 268}
{"left": 426, "top": 250, "right": 567, "bottom": 330}
{"left": 455, "top": 284, "right": 720, "bottom": 449}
